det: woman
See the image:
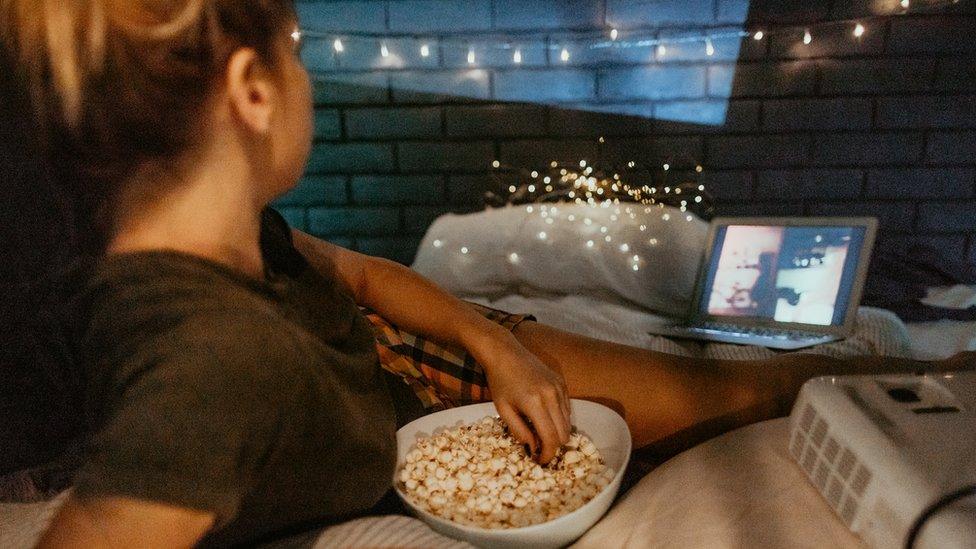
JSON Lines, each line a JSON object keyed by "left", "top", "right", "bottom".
{"left": 2, "top": 1, "right": 970, "bottom": 547}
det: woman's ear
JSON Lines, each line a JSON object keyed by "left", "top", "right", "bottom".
{"left": 224, "top": 48, "right": 274, "bottom": 134}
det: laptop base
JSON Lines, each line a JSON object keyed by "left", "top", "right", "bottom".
{"left": 647, "top": 323, "right": 840, "bottom": 351}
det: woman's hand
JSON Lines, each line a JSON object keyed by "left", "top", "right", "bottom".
{"left": 473, "top": 328, "right": 572, "bottom": 464}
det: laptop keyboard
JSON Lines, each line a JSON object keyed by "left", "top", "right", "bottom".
{"left": 693, "top": 322, "right": 830, "bottom": 341}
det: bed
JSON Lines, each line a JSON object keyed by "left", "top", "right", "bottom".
{"left": 3, "top": 204, "right": 973, "bottom": 548}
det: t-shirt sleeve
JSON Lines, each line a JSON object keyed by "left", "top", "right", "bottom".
{"left": 73, "top": 311, "right": 310, "bottom": 525}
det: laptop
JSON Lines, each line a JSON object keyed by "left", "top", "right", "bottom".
{"left": 647, "top": 217, "right": 878, "bottom": 350}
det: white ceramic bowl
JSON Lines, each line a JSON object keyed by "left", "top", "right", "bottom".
{"left": 394, "top": 399, "right": 631, "bottom": 549}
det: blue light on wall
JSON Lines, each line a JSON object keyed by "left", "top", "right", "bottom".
{"left": 296, "top": 0, "right": 751, "bottom": 127}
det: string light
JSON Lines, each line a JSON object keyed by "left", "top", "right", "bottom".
{"left": 508, "top": 252, "right": 520, "bottom": 264}
{"left": 460, "top": 246, "right": 469, "bottom": 254}
{"left": 492, "top": 160, "right": 501, "bottom": 168}
{"left": 433, "top": 239, "right": 443, "bottom": 248}
{"left": 304, "top": 3, "right": 954, "bottom": 73}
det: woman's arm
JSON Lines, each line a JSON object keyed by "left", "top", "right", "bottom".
{"left": 37, "top": 496, "right": 214, "bottom": 548}
{"left": 291, "top": 230, "right": 571, "bottom": 463}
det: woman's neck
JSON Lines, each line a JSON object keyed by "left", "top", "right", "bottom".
{"left": 107, "top": 155, "right": 268, "bottom": 281}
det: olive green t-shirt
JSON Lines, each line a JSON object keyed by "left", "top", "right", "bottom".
{"left": 61, "top": 210, "right": 410, "bottom": 546}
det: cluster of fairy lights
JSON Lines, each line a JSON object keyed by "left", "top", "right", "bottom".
{"left": 428, "top": 155, "right": 708, "bottom": 273}
{"left": 490, "top": 156, "right": 707, "bottom": 212}
{"left": 300, "top": 0, "right": 961, "bottom": 68}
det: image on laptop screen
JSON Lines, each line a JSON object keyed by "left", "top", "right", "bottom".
{"left": 699, "top": 224, "right": 867, "bottom": 326}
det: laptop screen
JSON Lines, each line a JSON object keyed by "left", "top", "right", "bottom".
{"left": 698, "top": 224, "right": 867, "bottom": 326}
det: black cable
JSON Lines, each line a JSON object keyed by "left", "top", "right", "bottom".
{"left": 905, "top": 484, "right": 976, "bottom": 549}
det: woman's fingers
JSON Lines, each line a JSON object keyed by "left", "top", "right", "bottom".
{"left": 558, "top": 384, "right": 572, "bottom": 434}
{"left": 539, "top": 387, "right": 570, "bottom": 444}
{"left": 523, "top": 398, "right": 563, "bottom": 464}
{"left": 496, "top": 401, "right": 538, "bottom": 456}
{"left": 547, "top": 389, "right": 571, "bottom": 442}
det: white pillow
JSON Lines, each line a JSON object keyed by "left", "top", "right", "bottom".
{"left": 411, "top": 203, "right": 708, "bottom": 315}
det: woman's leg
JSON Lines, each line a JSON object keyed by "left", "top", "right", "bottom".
{"left": 511, "top": 321, "right": 975, "bottom": 450}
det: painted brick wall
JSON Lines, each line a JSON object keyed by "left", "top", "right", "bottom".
{"left": 278, "top": 0, "right": 976, "bottom": 265}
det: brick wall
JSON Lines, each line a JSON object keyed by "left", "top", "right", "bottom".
{"left": 279, "top": 0, "right": 976, "bottom": 265}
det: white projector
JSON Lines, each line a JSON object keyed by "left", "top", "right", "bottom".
{"left": 788, "top": 371, "right": 976, "bottom": 549}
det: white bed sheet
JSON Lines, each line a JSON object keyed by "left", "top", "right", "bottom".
{"left": 906, "top": 320, "right": 976, "bottom": 360}
{"left": 467, "top": 292, "right": 975, "bottom": 362}
{"left": 468, "top": 293, "right": 922, "bottom": 360}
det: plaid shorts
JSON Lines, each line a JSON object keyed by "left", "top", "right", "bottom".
{"left": 362, "top": 303, "right": 535, "bottom": 412}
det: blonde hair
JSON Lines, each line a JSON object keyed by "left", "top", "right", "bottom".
{"left": 1, "top": 0, "right": 294, "bottom": 249}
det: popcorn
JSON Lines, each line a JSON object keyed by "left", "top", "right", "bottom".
{"left": 398, "top": 416, "right": 614, "bottom": 529}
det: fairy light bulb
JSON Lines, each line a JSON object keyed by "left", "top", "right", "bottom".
{"left": 508, "top": 252, "right": 520, "bottom": 264}
{"left": 513, "top": 49, "right": 522, "bottom": 64}
{"left": 657, "top": 43, "right": 667, "bottom": 58}
{"left": 491, "top": 160, "right": 500, "bottom": 168}
{"left": 560, "top": 48, "right": 570, "bottom": 62}
{"left": 433, "top": 239, "right": 443, "bottom": 248}
{"left": 467, "top": 48, "right": 476, "bottom": 65}
{"left": 333, "top": 38, "right": 345, "bottom": 53}
{"left": 803, "top": 29, "right": 812, "bottom": 45}
{"left": 537, "top": 231, "right": 548, "bottom": 240}
{"left": 853, "top": 23, "right": 865, "bottom": 38}
{"left": 610, "top": 28, "right": 618, "bottom": 40}
{"left": 420, "top": 43, "right": 431, "bottom": 57}
{"left": 705, "top": 38, "right": 715, "bottom": 56}
{"left": 380, "top": 42, "right": 390, "bottom": 57}
{"left": 508, "top": 185, "right": 516, "bottom": 193}
{"left": 901, "top": 0, "right": 909, "bottom": 8}
{"left": 460, "top": 246, "right": 469, "bottom": 254}
{"left": 753, "top": 30, "right": 764, "bottom": 41}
